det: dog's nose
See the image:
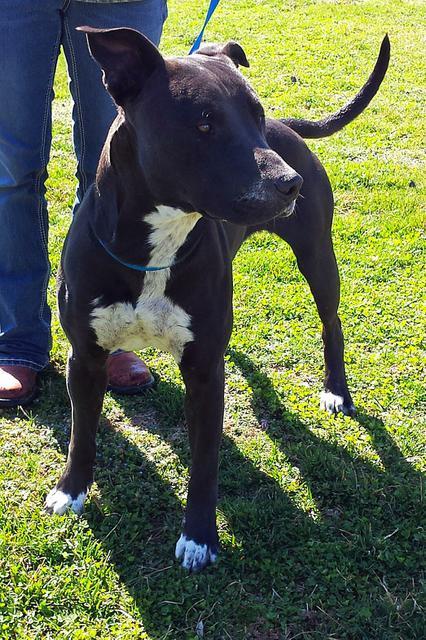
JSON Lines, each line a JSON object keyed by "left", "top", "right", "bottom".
{"left": 274, "top": 174, "right": 303, "bottom": 200}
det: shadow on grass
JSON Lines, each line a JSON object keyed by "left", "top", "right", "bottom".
{"left": 36, "top": 359, "right": 424, "bottom": 639}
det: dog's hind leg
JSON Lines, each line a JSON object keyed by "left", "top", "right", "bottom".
{"left": 176, "top": 351, "right": 225, "bottom": 572}
{"left": 294, "top": 238, "right": 355, "bottom": 415}
{"left": 261, "top": 219, "right": 355, "bottom": 416}
{"left": 45, "top": 349, "right": 108, "bottom": 514}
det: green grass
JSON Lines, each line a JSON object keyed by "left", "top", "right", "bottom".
{"left": 1, "top": 1, "right": 425, "bottom": 638}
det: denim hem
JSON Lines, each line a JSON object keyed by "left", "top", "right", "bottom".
{"left": 0, "top": 358, "right": 48, "bottom": 372}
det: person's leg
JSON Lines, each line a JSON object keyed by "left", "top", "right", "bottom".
{"left": 0, "top": 0, "right": 63, "bottom": 405}
{"left": 63, "top": 0, "right": 167, "bottom": 206}
{"left": 61, "top": 0, "right": 167, "bottom": 393}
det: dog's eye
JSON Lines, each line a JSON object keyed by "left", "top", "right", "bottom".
{"left": 197, "top": 122, "right": 212, "bottom": 134}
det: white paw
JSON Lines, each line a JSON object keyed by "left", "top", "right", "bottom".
{"left": 45, "top": 488, "right": 87, "bottom": 515}
{"left": 175, "top": 534, "right": 217, "bottom": 572}
{"left": 320, "top": 391, "right": 355, "bottom": 416}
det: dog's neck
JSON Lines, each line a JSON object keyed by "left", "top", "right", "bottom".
{"left": 94, "top": 115, "right": 201, "bottom": 271}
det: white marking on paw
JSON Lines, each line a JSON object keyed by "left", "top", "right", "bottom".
{"left": 175, "top": 534, "right": 217, "bottom": 571}
{"left": 320, "top": 391, "right": 355, "bottom": 416}
{"left": 45, "top": 488, "right": 87, "bottom": 515}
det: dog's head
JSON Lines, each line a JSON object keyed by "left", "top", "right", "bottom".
{"left": 80, "top": 26, "right": 302, "bottom": 225}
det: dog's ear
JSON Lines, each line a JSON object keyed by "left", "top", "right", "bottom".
{"left": 77, "top": 26, "right": 164, "bottom": 106}
{"left": 196, "top": 41, "right": 249, "bottom": 68}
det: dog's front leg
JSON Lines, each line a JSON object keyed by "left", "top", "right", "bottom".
{"left": 45, "top": 349, "right": 107, "bottom": 515}
{"left": 176, "top": 355, "right": 225, "bottom": 572}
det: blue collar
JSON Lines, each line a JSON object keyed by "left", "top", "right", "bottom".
{"left": 90, "top": 222, "right": 172, "bottom": 271}
{"left": 90, "top": 221, "right": 201, "bottom": 273}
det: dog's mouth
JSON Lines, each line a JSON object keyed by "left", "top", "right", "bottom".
{"left": 279, "top": 200, "right": 296, "bottom": 218}
{"left": 199, "top": 200, "right": 296, "bottom": 226}
{"left": 230, "top": 197, "right": 297, "bottom": 225}
{"left": 196, "top": 190, "right": 299, "bottom": 226}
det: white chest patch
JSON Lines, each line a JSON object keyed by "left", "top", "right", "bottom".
{"left": 90, "top": 207, "right": 201, "bottom": 362}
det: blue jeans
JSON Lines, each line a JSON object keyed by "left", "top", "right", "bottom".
{"left": 0, "top": 0, "right": 167, "bottom": 371}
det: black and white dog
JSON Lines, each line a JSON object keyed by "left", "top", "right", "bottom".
{"left": 46, "top": 27, "right": 390, "bottom": 572}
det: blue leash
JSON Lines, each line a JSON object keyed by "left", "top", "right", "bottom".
{"left": 189, "top": 0, "right": 222, "bottom": 54}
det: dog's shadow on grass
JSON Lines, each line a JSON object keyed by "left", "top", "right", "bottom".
{"left": 39, "top": 355, "right": 424, "bottom": 639}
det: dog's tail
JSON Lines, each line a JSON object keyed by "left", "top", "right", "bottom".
{"left": 281, "top": 35, "right": 390, "bottom": 139}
